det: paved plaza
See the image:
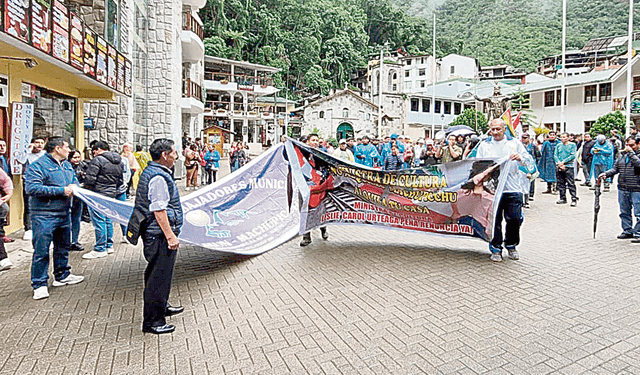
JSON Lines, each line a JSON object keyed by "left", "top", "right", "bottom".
{"left": 1, "top": 171, "right": 640, "bottom": 374}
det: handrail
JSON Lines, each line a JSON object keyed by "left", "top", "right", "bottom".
{"left": 182, "top": 12, "right": 204, "bottom": 40}
{"left": 182, "top": 78, "right": 203, "bottom": 102}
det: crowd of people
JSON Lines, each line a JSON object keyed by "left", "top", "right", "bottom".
{"left": 181, "top": 135, "right": 225, "bottom": 190}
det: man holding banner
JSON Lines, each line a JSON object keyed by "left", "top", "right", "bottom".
{"left": 475, "top": 119, "right": 533, "bottom": 262}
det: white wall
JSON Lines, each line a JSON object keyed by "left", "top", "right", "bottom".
{"left": 439, "top": 54, "right": 477, "bottom": 81}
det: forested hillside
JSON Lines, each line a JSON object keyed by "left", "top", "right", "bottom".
{"left": 199, "top": 0, "right": 638, "bottom": 97}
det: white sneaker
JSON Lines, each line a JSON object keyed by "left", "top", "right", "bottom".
{"left": 107, "top": 247, "right": 115, "bottom": 254}
{"left": 0, "top": 258, "right": 12, "bottom": 271}
{"left": 33, "top": 286, "right": 49, "bottom": 300}
{"left": 23, "top": 230, "right": 33, "bottom": 241}
{"left": 52, "top": 274, "right": 85, "bottom": 286}
{"left": 82, "top": 250, "right": 107, "bottom": 259}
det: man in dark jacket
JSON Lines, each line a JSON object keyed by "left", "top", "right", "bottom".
{"left": 83, "top": 141, "right": 124, "bottom": 259}
{"left": 598, "top": 136, "right": 640, "bottom": 240}
{"left": 128, "top": 138, "right": 183, "bottom": 334}
{"left": 580, "top": 133, "right": 595, "bottom": 186}
{"left": 25, "top": 137, "right": 84, "bottom": 300}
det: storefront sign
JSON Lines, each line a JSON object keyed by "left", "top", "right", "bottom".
{"left": 20, "top": 82, "right": 35, "bottom": 98}
{"left": 31, "top": 0, "right": 51, "bottom": 53}
{"left": 4, "top": 0, "right": 29, "bottom": 43}
{"left": 613, "top": 97, "right": 625, "bottom": 111}
{"left": 69, "top": 12, "right": 83, "bottom": 70}
{"left": 107, "top": 44, "right": 116, "bottom": 89}
{"left": 83, "top": 27, "right": 96, "bottom": 78}
{"left": 116, "top": 53, "right": 125, "bottom": 93}
{"left": 0, "top": 74, "right": 8, "bottom": 108}
{"left": 51, "top": 0, "right": 69, "bottom": 63}
{"left": 238, "top": 84, "right": 254, "bottom": 91}
{"left": 124, "top": 58, "right": 132, "bottom": 96}
{"left": 10, "top": 102, "right": 34, "bottom": 175}
{"left": 96, "top": 36, "right": 107, "bottom": 85}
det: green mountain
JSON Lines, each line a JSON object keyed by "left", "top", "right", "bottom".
{"left": 199, "top": 0, "right": 638, "bottom": 96}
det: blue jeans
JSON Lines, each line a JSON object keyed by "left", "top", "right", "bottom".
{"left": 71, "top": 198, "right": 84, "bottom": 245}
{"left": 618, "top": 189, "right": 640, "bottom": 236}
{"left": 116, "top": 193, "right": 127, "bottom": 236}
{"left": 90, "top": 207, "right": 113, "bottom": 253}
{"left": 31, "top": 213, "right": 71, "bottom": 289}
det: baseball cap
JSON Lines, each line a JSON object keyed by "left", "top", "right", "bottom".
{"left": 339, "top": 139, "right": 347, "bottom": 144}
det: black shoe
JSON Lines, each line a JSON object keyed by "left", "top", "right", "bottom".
{"left": 300, "top": 238, "right": 311, "bottom": 247}
{"left": 166, "top": 305, "right": 184, "bottom": 316}
{"left": 556, "top": 199, "right": 567, "bottom": 204}
{"left": 570, "top": 199, "right": 577, "bottom": 207}
{"left": 529, "top": 196, "right": 534, "bottom": 201}
{"left": 523, "top": 202, "right": 531, "bottom": 209}
{"left": 70, "top": 244, "right": 84, "bottom": 251}
{"left": 542, "top": 190, "right": 553, "bottom": 194}
{"left": 142, "top": 324, "right": 175, "bottom": 334}
{"left": 617, "top": 233, "right": 634, "bottom": 239}
{"left": 631, "top": 238, "right": 640, "bottom": 243}
{"left": 320, "top": 228, "right": 328, "bottom": 240}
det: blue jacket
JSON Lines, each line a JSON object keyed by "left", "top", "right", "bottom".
{"left": 25, "top": 153, "right": 78, "bottom": 215}
{"left": 204, "top": 150, "right": 220, "bottom": 169}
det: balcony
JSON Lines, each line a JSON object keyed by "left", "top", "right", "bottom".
{"left": 182, "top": 0, "right": 206, "bottom": 10}
{"left": 181, "top": 78, "right": 205, "bottom": 114}
{"left": 203, "top": 72, "right": 279, "bottom": 94}
{"left": 182, "top": 12, "right": 205, "bottom": 62}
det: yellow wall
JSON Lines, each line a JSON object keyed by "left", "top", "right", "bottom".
{"left": 1, "top": 43, "right": 115, "bottom": 234}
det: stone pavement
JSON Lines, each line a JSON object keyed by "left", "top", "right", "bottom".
{"left": 1, "top": 170, "right": 640, "bottom": 374}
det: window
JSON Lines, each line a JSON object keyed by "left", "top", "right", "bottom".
{"left": 419, "top": 80, "right": 425, "bottom": 88}
{"left": 444, "top": 102, "right": 452, "bottom": 115}
{"left": 556, "top": 89, "right": 566, "bottom": 106}
{"left": 342, "top": 108, "right": 349, "bottom": 117}
{"left": 544, "top": 91, "right": 555, "bottom": 107}
{"left": 435, "top": 100, "right": 442, "bottom": 113}
{"left": 406, "top": 59, "right": 412, "bottom": 66}
{"left": 419, "top": 68, "right": 426, "bottom": 76}
{"left": 421, "top": 57, "right": 425, "bottom": 64}
{"left": 392, "top": 72, "right": 397, "bottom": 80}
{"left": 544, "top": 123, "right": 554, "bottom": 130}
{"left": 392, "top": 84, "right": 397, "bottom": 91}
{"left": 411, "top": 98, "right": 419, "bottom": 112}
{"left": 450, "top": 66, "right": 455, "bottom": 74}
{"left": 634, "top": 76, "right": 640, "bottom": 91}
{"left": 454, "top": 102, "right": 461, "bottom": 115}
{"left": 422, "top": 99, "right": 430, "bottom": 112}
{"left": 319, "top": 111, "right": 324, "bottom": 119}
{"left": 106, "top": 0, "right": 121, "bottom": 48}
{"left": 585, "top": 85, "right": 597, "bottom": 103}
{"left": 405, "top": 71, "right": 410, "bottom": 77}
{"left": 599, "top": 83, "right": 611, "bottom": 101}
{"left": 366, "top": 113, "right": 370, "bottom": 120}
{"left": 584, "top": 121, "right": 595, "bottom": 132}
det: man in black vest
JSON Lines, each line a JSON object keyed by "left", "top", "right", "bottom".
{"left": 129, "top": 139, "right": 184, "bottom": 334}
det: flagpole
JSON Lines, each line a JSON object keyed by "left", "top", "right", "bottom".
{"left": 627, "top": 0, "right": 634, "bottom": 137}
{"left": 431, "top": 13, "right": 436, "bottom": 138}
{"left": 561, "top": 0, "right": 567, "bottom": 134}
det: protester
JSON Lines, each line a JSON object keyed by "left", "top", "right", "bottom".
{"left": 413, "top": 139, "right": 425, "bottom": 167}
{"left": 83, "top": 141, "right": 124, "bottom": 259}
{"left": 22, "top": 137, "right": 46, "bottom": 241}
{"left": 437, "top": 135, "right": 462, "bottom": 163}
{"left": 597, "top": 136, "right": 640, "bottom": 240}
{"left": 68, "top": 150, "right": 88, "bottom": 251}
{"left": 128, "top": 138, "right": 183, "bottom": 334}
{"left": 521, "top": 133, "right": 540, "bottom": 208}
{"left": 204, "top": 144, "right": 221, "bottom": 184}
{"left": 420, "top": 140, "right": 439, "bottom": 165}
{"left": 354, "top": 135, "right": 379, "bottom": 167}
{"left": 122, "top": 143, "right": 140, "bottom": 198}
{"left": 184, "top": 144, "right": 200, "bottom": 190}
{"left": 300, "top": 134, "right": 329, "bottom": 246}
{"left": 554, "top": 133, "right": 578, "bottom": 206}
{"left": 580, "top": 133, "right": 595, "bottom": 186}
{"left": 134, "top": 145, "right": 151, "bottom": 172}
{"left": 474, "top": 119, "right": 533, "bottom": 262}
{"left": 0, "top": 167, "right": 13, "bottom": 271}
{"left": 25, "top": 137, "right": 84, "bottom": 300}
{"left": 538, "top": 131, "right": 559, "bottom": 194}
{"left": 346, "top": 138, "right": 356, "bottom": 154}
{"left": 383, "top": 145, "right": 404, "bottom": 171}
{"left": 230, "top": 142, "right": 246, "bottom": 173}
{"left": 333, "top": 139, "right": 355, "bottom": 162}
{"left": 591, "top": 134, "right": 614, "bottom": 192}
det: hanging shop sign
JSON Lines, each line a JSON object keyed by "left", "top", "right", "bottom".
{"left": 83, "top": 26, "right": 96, "bottom": 78}
{"left": 69, "top": 12, "right": 83, "bottom": 70}
{"left": 96, "top": 35, "right": 107, "bottom": 85}
{"left": 30, "top": 0, "right": 51, "bottom": 53}
{"left": 4, "top": 0, "right": 29, "bottom": 43}
{"left": 10, "top": 102, "right": 34, "bottom": 175}
{"left": 107, "top": 43, "right": 116, "bottom": 89}
{"left": 116, "top": 52, "right": 125, "bottom": 93}
{"left": 51, "top": 0, "right": 69, "bottom": 63}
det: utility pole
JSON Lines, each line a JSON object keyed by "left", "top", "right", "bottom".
{"left": 560, "top": 0, "right": 566, "bottom": 133}
{"left": 627, "top": 0, "right": 634, "bottom": 137}
{"left": 378, "top": 46, "right": 384, "bottom": 138}
{"left": 431, "top": 13, "right": 436, "bottom": 138}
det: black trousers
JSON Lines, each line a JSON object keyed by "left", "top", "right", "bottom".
{"left": 556, "top": 167, "right": 577, "bottom": 200}
{"left": 491, "top": 193, "right": 523, "bottom": 249}
{"left": 142, "top": 234, "right": 177, "bottom": 328}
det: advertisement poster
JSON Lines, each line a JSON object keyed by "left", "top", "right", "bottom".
{"left": 124, "top": 58, "right": 132, "bottom": 96}
{"left": 83, "top": 27, "right": 96, "bottom": 78}
{"left": 51, "top": 0, "right": 69, "bottom": 63}
{"left": 4, "top": 0, "right": 30, "bottom": 43}
{"left": 96, "top": 35, "right": 107, "bottom": 85}
{"left": 116, "top": 52, "right": 124, "bottom": 93}
{"left": 290, "top": 140, "right": 506, "bottom": 242}
{"left": 10, "top": 102, "right": 34, "bottom": 175}
{"left": 0, "top": 74, "right": 8, "bottom": 108}
{"left": 69, "top": 12, "right": 83, "bottom": 69}
{"left": 30, "top": 0, "right": 51, "bottom": 53}
{"left": 107, "top": 44, "right": 116, "bottom": 89}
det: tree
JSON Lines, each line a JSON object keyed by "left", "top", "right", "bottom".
{"left": 448, "top": 108, "right": 488, "bottom": 133}
{"left": 590, "top": 111, "right": 626, "bottom": 138}
{"left": 511, "top": 89, "right": 537, "bottom": 131}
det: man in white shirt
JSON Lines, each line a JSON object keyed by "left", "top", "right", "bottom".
{"left": 475, "top": 119, "right": 533, "bottom": 262}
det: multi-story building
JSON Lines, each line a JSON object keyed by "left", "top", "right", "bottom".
{"left": 202, "top": 56, "right": 281, "bottom": 154}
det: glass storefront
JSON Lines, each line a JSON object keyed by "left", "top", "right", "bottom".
{"left": 22, "top": 86, "right": 77, "bottom": 147}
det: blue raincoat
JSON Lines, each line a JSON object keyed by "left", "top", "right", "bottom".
{"left": 538, "top": 139, "right": 559, "bottom": 183}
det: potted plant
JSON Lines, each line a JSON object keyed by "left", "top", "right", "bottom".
{"left": 221, "top": 79, "right": 229, "bottom": 84}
